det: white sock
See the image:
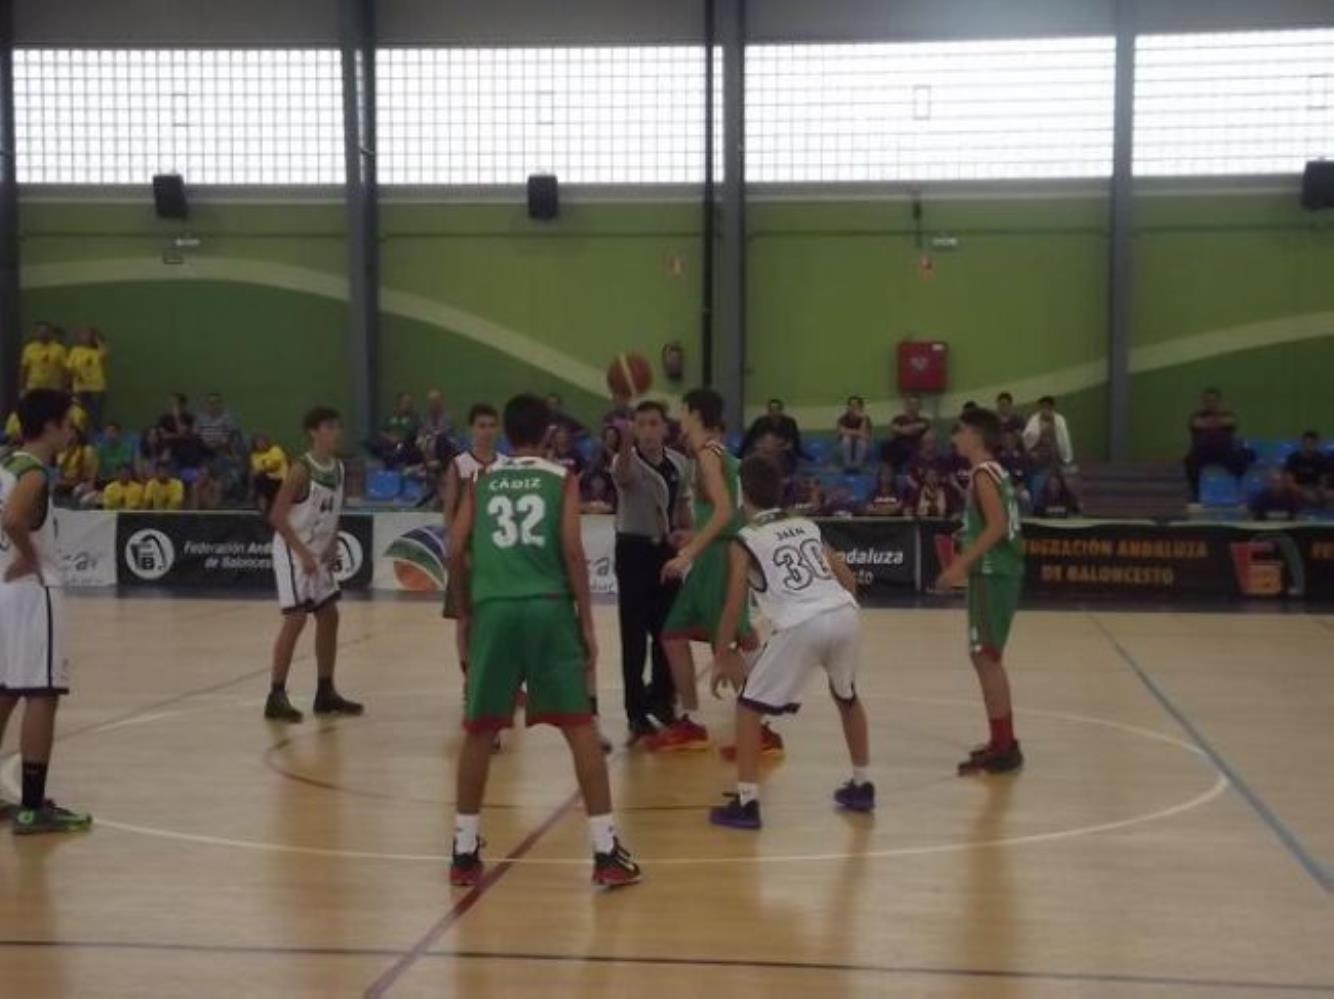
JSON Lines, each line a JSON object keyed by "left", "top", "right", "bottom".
{"left": 454, "top": 814, "right": 479, "bottom": 854}
{"left": 589, "top": 813, "right": 616, "bottom": 854}
{"left": 737, "top": 782, "right": 759, "bottom": 806}
{"left": 852, "top": 767, "right": 869, "bottom": 786}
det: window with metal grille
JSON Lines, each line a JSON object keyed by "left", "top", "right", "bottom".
{"left": 1135, "top": 29, "right": 1334, "bottom": 176}
{"left": 746, "top": 37, "right": 1115, "bottom": 183}
{"left": 14, "top": 48, "right": 345, "bottom": 185}
{"left": 377, "top": 46, "right": 721, "bottom": 185}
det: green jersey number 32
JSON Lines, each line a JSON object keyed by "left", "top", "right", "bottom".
{"left": 488, "top": 494, "right": 547, "bottom": 549}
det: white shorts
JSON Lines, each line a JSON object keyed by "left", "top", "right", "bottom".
{"left": 0, "top": 580, "right": 70, "bottom": 696}
{"left": 273, "top": 539, "right": 341, "bottom": 615}
{"left": 739, "top": 604, "right": 860, "bottom": 715}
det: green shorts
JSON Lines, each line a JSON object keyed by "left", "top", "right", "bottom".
{"left": 465, "top": 597, "right": 591, "bottom": 732}
{"left": 967, "top": 573, "right": 1022, "bottom": 660}
{"left": 662, "top": 541, "right": 756, "bottom": 649}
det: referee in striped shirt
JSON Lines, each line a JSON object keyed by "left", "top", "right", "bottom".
{"left": 612, "top": 400, "right": 690, "bottom": 743}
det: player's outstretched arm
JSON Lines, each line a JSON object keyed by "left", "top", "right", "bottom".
{"left": 611, "top": 418, "right": 636, "bottom": 487}
{"left": 559, "top": 472, "right": 597, "bottom": 674}
{"left": 710, "top": 542, "right": 751, "bottom": 697}
{"left": 824, "top": 542, "right": 858, "bottom": 596}
{"left": 270, "top": 461, "right": 316, "bottom": 573}
{"left": 1, "top": 468, "right": 46, "bottom": 583}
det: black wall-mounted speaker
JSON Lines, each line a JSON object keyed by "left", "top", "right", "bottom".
{"left": 1300, "top": 160, "right": 1334, "bottom": 211}
{"left": 527, "top": 174, "right": 558, "bottom": 220}
{"left": 152, "top": 174, "right": 189, "bottom": 220}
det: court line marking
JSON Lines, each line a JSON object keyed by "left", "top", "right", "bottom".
{"left": 1089, "top": 613, "right": 1333, "bottom": 894}
{"left": 363, "top": 791, "right": 581, "bottom": 998}
{"left": 2, "top": 697, "right": 1229, "bottom": 867}
{"left": 0, "top": 939, "right": 1328, "bottom": 994}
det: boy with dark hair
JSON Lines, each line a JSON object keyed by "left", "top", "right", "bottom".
{"left": 709, "top": 455, "right": 870, "bottom": 829}
{"left": 0, "top": 389, "right": 92, "bottom": 834}
{"left": 936, "top": 407, "right": 1025, "bottom": 775}
{"left": 265, "top": 406, "right": 363, "bottom": 723}
{"left": 1284, "top": 431, "right": 1328, "bottom": 508}
{"left": 447, "top": 394, "right": 640, "bottom": 888}
{"left": 651, "top": 388, "right": 765, "bottom": 753}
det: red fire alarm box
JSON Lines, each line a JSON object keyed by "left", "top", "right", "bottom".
{"left": 897, "top": 340, "right": 948, "bottom": 394}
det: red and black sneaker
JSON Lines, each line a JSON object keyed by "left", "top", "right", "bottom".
{"left": 958, "top": 741, "right": 1024, "bottom": 776}
{"left": 592, "top": 839, "right": 642, "bottom": 888}
{"left": 449, "top": 840, "right": 485, "bottom": 887}
{"left": 720, "top": 723, "right": 785, "bottom": 761}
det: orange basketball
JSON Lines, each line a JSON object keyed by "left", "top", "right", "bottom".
{"left": 607, "top": 351, "right": 653, "bottom": 398}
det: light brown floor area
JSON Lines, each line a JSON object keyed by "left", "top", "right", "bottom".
{"left": 1, "top": 597, "right": 1331, "bottom": 998}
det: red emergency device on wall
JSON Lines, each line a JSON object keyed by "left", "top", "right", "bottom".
{"left": 896, "top": 340, "right": 948, "bottom": 394}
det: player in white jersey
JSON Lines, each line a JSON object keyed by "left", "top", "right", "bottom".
{"left": 0, "top": 389, "right": 92, "bottom": 835}
{"left": 441, "top": 403, "right": 507, "bottom": 628}
{"left": 708, "top": 454, "right": 873, "bottom": 830}
{"left": 264, "top": 406, "right": 363, "bottom": 723}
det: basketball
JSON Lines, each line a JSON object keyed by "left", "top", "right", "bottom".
{"left": 606, "top": 351, "right": 653, "bottom": 398}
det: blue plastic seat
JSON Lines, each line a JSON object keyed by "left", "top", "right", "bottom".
{"left": 1199, "top": 466, "right": 1241, "bottom": 507}
{"left": 366, "top": 469, "right": 403, "bottom": 502}
{"left": 1241, "top": 467, "right": 1269, "bottom": 501}
{"left": 725, "top": 431, "right": 743, "bottom": 455}
{"left": 399, "top": 477, "right": 427, "bottom": 505}
{"left": 803, "top": 437, "right": 831, "bottom": 466}
{"left": 845, "top": 472, "right": 876, "bottom": 506}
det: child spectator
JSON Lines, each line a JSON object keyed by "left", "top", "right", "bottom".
{"left": 101, "top": 465, "right": 145, "bottom": 511}
{"left": 249, "top": 433, "right": 288, "bottom": 513}
{"left": 908, "top": 466, "right": 952, "bottom": 519}
{"left": 1284, "top": 431, "right": 1328, "bottom": 508}
{"left": 67, "top": 327, "right": 109, "bottom": 429}
{"left": 369, "top": 392, "right": 422, "bottom": 468}
{"left": 95, "top": 421, "right": 134, "bottom": 486}
{"left": 19, "top": 322, "right": 68, "bottom": 392}
{"left": 136, "top": 426, "right": 170, "bottom": 480}
{"left": 1250, "top": 468, "right": 1303, "bottom": 521}
{"left": 157, "top": 392, "right": 193, "bottom": 448}
{"left": 55, "top": 428, "right": 99, "bottom": 508}
{"left": 864, "top": 465, "right": 903, "bottom": 518}
{"left": 144, "top": 462, "right": 185, "bottom": 511}
{"left": 836, "top": 395, "right": 873, "bottom": 473}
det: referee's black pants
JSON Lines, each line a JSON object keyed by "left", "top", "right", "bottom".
{"left": 614, "top": 535, "right": 678, "bottom": 726}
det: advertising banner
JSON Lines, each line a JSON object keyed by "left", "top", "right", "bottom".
{"left": 816, "top": 518, "right": 920, "bottom": 595}
{"left": 116, "top": 512, "right": 373, "bottom": 591}
{"left": 55, "top": 510, "right": 118, "bottom": 588}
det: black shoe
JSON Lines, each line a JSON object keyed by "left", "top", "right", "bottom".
{"left": 313, "top": 690, "right": 364, "bottom": 716}
{"left": 449, "top": 840, "right": 485, "bottom": 887}
{"left": 627, "top": 717, "right": 658, "bottom": 745}
{"left": 709, "top": 793, "right": 763, "bottom": 830}
{"left": 592, "top": 838, "right": 642, "bottom": 887}
{"left": 958, "top": 741, "right": 1024, "bottom": 776}
{"left": 264, "top": 690, "right": 303, "bottom": 723}
{"left": 647, "top": 704, "right": 678, "bottom": 729}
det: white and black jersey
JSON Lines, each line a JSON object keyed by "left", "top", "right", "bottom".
{"left": 737, "top": 510, "right": 856, "bottom": 633}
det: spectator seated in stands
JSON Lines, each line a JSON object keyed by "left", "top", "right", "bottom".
{"left": 369, "top": 392, "right": 422, "bottom": 469}
{"left": 546, "top": 424, "right": 586, "bottom": 476}
{"left": 907, "top": 466, "right": 953, "bottom": 520}
{"left": 55, "top": 428, "right": 99, "bottom": 508}
{"left": 581, "top": 424, "right": 621, "bottom": 511}
{"left": 1250, "top": 468, "right": 1304, "bottom": 521}
{"left": 67, "top": 326, "right": 109, "bottom": 430}
{"left": 169, "top": 413, "right": 214, "bottom": 502}
{"left": 545, "top": 393, "right": 587, "bottom": 439}
{"left": 997, "top": 429, "right": 1034, "bottom": 513}
{"left": 741, "top": 398, "right": 803, "bottom": 472}
{"left": 903, "top": 428, "right": 950, "bottom": 499}
{"left": 1024, "top": 395, "right": 1082, "bottom": 514}
{"left": 197, "top": 392, "right": 246, "bottom": 502}
{"left": 882, "top": 393, "right": 931, "bottom": 472}
{"left": 95, "top": 421, "right": 133, "bottom": 487}
{"left": 1284, "top": 431, "right": 1329, "bottom": 509}
{"left": 249, "top": 433, "right": 288, "bottom": 514}
{"left": 416, "top": 389, "right": 456, "bottom": 490}
{"left": 136, "top": 425, "right": 170, "bottom": 480}
{"left": 836, "top": 395, "right": 872, "bottom": 473}
{"left": 1184, "top": 387, "right": 1253, "bottom": 501}
{"left": 3, "top": 409, "right": 19, "bottom": 449}
{"left": 157, "top": 392, "right": 193, "bottom": 449}
{"left": 864, "top": 464, "right": 903, "bottom": 518}
{"left": 996, "top": 391, "right": 1026, "bottom": 438}
{"left": 144, "top": 461, "right": 185, "bottom": 511}
{"left": 100, "top": 464, "right": 144, "bottom": 511}
{"left": 792, "top": 475, "right": 825, "bottom": 516}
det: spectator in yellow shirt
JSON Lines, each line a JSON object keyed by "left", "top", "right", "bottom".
{"left": 67, "top": 326, "right": 109, "bottom": 430}
{"left": 56, "top": 428, "right": 100, "bottom": 508}
{"left": 144, "top": 462, "right": 185, "bottom": 511}
{"left": 3, "top": 410, "right": 19, "bottom": 446}
{"left": 249, "top": 433, "right": 288, "bottom": 513}
{"left": 19, "top": 323, "right": 68, "bottom": 392}
{"left": 101, "top": 465, "right": 145, "bottom": 511}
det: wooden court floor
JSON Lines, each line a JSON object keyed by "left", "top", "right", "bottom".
{"left": 1, "top": 595, "right": 1331, "bottom": 998}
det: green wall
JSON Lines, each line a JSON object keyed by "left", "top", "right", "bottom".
{"left": 16, "top": 186, "right": 1334, "bottom": 459}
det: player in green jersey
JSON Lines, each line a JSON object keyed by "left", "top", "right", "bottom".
{"left": 446, "top": 394, "right": 641, "bottom": 889}
{"left": 651, "top": 388, "right": 761, "bottom": 753}
{"left": 936, "top": 407, "right": 1026, "bottom": 776}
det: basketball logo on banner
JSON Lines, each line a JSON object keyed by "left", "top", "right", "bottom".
{"left": 124, "top": 528, "right": 176, "bottom": 581}
{"left": 333, "top": 531, "right": 365, "bottom": 583}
